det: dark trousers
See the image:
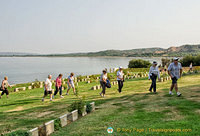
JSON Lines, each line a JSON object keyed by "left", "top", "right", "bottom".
{"left": 54, "top": 86, "right": 62, "bottom": 95}
{"left": 149, "top": 75, "right": 157, "bottom": 92}
{"left": 1, "top": 88, "right": 9, "bottom": 95}
{"left": 118, "top": 80, "right": 123, "bottom": 93}
{"left": 100, "top": 81, "right": 106, "bottom": 94}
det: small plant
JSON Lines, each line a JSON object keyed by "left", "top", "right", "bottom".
{"left": 86, "top": 103, "right": 92, "bottom": 113}
{"left": 32, "top": 79, "right": 40, "bottom": 88}
{"left": 54, "top": 119, "right": 61, "bottom": 131}
{"left": 68, "top": 96, "right": 86, "bottom": 116}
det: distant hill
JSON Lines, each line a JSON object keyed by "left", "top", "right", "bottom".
{"left": 1, "top": 44, "right": 200, "bottom": 57}
{"left": 53, "top": 44, "right": 200, "bottom": 57}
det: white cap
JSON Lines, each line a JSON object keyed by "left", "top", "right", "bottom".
{"left": 119, "top": 66, "right": 123, "bottom": 69}
{"left": 173, "top": 57, "right": 179, "bottom": 61}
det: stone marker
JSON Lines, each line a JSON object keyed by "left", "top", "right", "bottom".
{"left": 63, "top": 81, "right": 66, "bottom": 85}
{"left": 59, "top": 114, "right": 68, "bottom": 127}
{"left": 87, "top": 81, "right": 91, "bottom": 84}
{"left": 82, "top": 105, "right": 87, "bottom": 116}
{"left": 161, "top": 78, "right": 164, "bottom": 82}
{"left": 39, "top": 84, "right": 43, "bottom": 88}
{"left": 86, "top": 75, "right": 89, "bottom": 78}
{"left": 28, "top": 86, "right": 32, "bottom": 90}
{"left": 45, "top": 120, "right": 54, "bottom": 136}
{"left": 91, "top": 86, "right": 96, "bottom": 90}
{"left": 90, "top": 102, "right": 95, "bottom": 111}
{"left": 29, "top": 127, "right": 38, "bottom": 136}
{"left": 96, "top": 85, "right": 101, "bottom": 90}
{"left": 67, "top": 110, "right": 78, "bottom": 122}
{"left": 14, "top": 88, "right": 19, "bottom": 92}
{"left": 31, "top": 83, "right": 34, "bottom": 85}
{"left": 78, "top": 80, "right": 80, "bottom": 82}
{"left": 62, "top": 87, "right": 65, "bottom": 90}
{"left": 76, "top": 83, "right": 78, "bottom": 86}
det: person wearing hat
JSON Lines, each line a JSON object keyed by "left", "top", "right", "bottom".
{"left": 99, "top": 70, "right": 107, "bottom": 97}
{"left": 117, "top": 66, "right": 124, "bottom": 93}
{"left": 148, "top": 61, "right": 160, "bottom": 93}
{"left": 168, "top": 57, "right": 183, "bottom": 97}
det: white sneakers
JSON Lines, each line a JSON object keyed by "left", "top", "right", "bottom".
{"left": 60, "top": 95, "right": 64, "bottom": 98}
{"left": 177, "top": 92, "right": 182, "bottom": 97}
{"left": 169, "top": 91, "right": 174, "bottom": 95}
{"left": 169, "top": 91, "right": 181, "bottom": 97}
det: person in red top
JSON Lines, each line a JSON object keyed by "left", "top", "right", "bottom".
{"left": 54, "top": 74, "right": 64, "bottom": 98}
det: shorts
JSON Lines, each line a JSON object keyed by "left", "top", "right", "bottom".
{"left": 67, "top": 83, "right": 75, "bottom": 89}
{"left": 172, "top": 77, "right": 178, "bottom": 84}
{"left": 44, "top": 90, "right": 52, "bottom": 96}
{"left": 1, "top": 88, "right": 9, "bottom": 95}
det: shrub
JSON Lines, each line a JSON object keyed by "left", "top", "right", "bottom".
{"left": 86, "top": 103, "right": 92, "bottom": 113}
{"left": 5, "top": 130, "right": 29, "bottom": 136}
{"left": 128, "top": 59, "right": 151, "bottom": 68}
{"left": 180, "top": 54, "right": 200, "bottom": 67}
{"left": 68, "top": 96, "right": 86, "bottom": 116}
{"left": 161, "top": 58, "right": 171, "bottom": 67}
{"left": 32, "top": 79, "right": 40, "bottom": 88}
{"left": 54, "top": 119, "right": 61, "bottom": 131}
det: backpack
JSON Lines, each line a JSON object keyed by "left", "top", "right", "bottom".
{"left": 106, "top": 79, "right": 111, "bottom": 88}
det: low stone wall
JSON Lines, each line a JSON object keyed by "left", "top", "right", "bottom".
{"left": 28, "top": 102, "right": 95, "bottom": 136}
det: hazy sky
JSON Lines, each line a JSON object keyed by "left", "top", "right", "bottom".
{"left": 0, "top": 0, "right": 200, "bottom": 54}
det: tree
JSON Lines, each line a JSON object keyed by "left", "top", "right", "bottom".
{"left": 128, "top": 59, "right": 151, "bottom": 68}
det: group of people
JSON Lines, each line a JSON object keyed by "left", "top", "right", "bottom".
{"left": 0, "top": 57, "right": 183, "bottom": 100}
{"left": 148, "top": 57, "right": 182, "bottom": 97}
{"left": 99, "top": 57, "right": 183, "bottom": 98}
{"left": 42, "top": 73, "right": 76, "bottom": 101}
{"left": 99, "top": 66, "right": 124, "bottom": 97}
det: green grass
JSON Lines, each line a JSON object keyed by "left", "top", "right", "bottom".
{"left": 0, "top": 74, "right": 200, "bottom": 135}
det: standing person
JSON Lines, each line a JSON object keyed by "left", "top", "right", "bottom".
{"left": 117, "top": 66, "right": 124, "bottom": 93}
{"left": 148, "top": 61, "right": 160, "bottom": 93}
{"left": 66, "top": 73, "right": 76, "bottom": 95}
{"left": 0, "top": 77, "right": 12, "bottom": 99}
{"left": 168, "top": 58, "right": 183, "bottom": 97}
{"left": 42, "top": 75, "right": 53, "bottom": 101}
{"left": 99, "top": 70, "right": 107, "bottom": 97}
{"left": 189, "top": 62, "right": 193, "bottom": 71}
{"left": 54, "top": 74, "right": 64, "bottom": 98}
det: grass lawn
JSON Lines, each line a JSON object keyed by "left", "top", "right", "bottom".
{"left": 0, "top": 74, "right": 200, "bottom": 135}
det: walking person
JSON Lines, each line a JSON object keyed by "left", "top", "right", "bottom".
{"left": 42, "top": 75, "right": 53, "bottom": 101}
{"left": 0, "top": 77, "right": 12, "bottom": 99}
{"left": 189, "top": 62, "right": 193, "bottom": 72}
{"left": 99, "top": 70, "right": 107, "bottom": 97}
{"left": 117, "top": 66, "right": 124, "bottom": 93}
{"left": 66, "top": 73, "right": 76, "bottom": 95}
{"left": 54, "top": 74, "right": 64, "bottom": 98}
{"left": 148, "top": 61, "right": 160, "bottom": 93}
{"left": 168, "top": 57, "right": 183, "bottom": 97}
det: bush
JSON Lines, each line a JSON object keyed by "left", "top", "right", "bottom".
{"left": 86, "top": 103, "right": 92, "bottom": 113}
{"left": 128, "top": 59, "right": 151, "bottom": 68}
{"left": 5, "top": 130, "right": 29, "bottom": 136}
{"left": 54, "top": 119, "right": 61, "bottom": 131}
{"left": 161, "top": 58, "right": 171, "bottom": 67}
{"left": 68, "top": 96, "right": 86, "bottom": 116}
{"left": 180, "top": 54, "right": 200, "bottom": 67}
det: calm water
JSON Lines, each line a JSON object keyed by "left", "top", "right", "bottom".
{"left": 0, "top": 57, "right": 162, "bottom": 84}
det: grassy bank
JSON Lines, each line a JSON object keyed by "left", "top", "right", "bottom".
{"left": 0, "top": 73, "right": 200, "bottom": 135}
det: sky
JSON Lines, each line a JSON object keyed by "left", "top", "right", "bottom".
{"left": 0, "top": 0, "right": 200, "bottom": 54}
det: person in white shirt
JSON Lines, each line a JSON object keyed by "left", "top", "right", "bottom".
{"left": 168, "top": 57, "right": 182, "bottom": 97}
{"left": 42, "top": 75, "right": 53, "bottom": 101}
{"left": 66, "top": 73, "right": 76, "bottom": 95}
{"left": 99, "top": 70, "right": 107, "bottom": 97}
{"left": 117, "top": 66, "right": 124, "bottom": 93}
{"left": 148, "top": 61, "right": 160, "bottom": 93}
{"left": 189, "top": 62, "right": 193, "bottom": 71}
